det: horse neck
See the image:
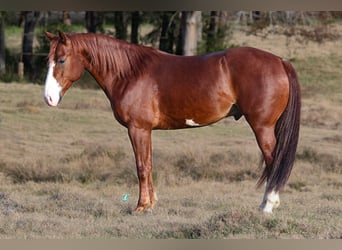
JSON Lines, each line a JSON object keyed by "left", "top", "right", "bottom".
{"left": 74, "top": 34, "right": 156, "bottom": 94}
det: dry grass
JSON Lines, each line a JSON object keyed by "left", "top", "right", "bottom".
{"left": 0, "top": 30, "right": 341, "bottom": 238}
{"left": 231, "top": 23, "right": 342, "bottom": 60}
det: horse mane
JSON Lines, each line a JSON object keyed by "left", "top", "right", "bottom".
{"left": 59, "top": 33, "right": 159, "bottom": 80}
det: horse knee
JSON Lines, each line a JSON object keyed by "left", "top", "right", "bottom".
{"left": 136, "top": 163, "right": 151, "bottom": 180}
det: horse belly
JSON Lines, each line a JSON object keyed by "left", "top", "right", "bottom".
{"left": 153, "top": 54, "right": 236, "bottom": 129}
{"left": 156, "top": 86, "right": 234, "bottom": 129}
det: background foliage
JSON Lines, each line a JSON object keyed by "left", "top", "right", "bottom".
{"left": 0, "top": 11, "right": 341, "bottom": 84}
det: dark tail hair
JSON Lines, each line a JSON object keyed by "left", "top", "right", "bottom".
{"left": 257, "top": 59, "right": 301, "bottom": 192}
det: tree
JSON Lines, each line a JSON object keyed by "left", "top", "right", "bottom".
{"left": 204, "top": 11, "right": 231, "bottom": 53}
{"left": 85, "top": 12, "right": 105, "bottom": 34}
{"left": 206, "top": 11, "right": 219, "bottom": 50}
{"left": 0, "top": 12, "right": 5, "bottom": 76}
{"left": 114, "top": 11, "right": 127, "bottom": 40}
{"left": 159, "top": 11, "right": 177, "bottom": 53}
{"left": 178, "top": 11, "right": 202, "bottom": 55}
{"left": 22, "top": 11, "right": 41, "bottom": 80}
{"left": 85, "top": 11, "right": 97, "bottom": 33}
{"left": 131, "top": 11, "right": 140, "bottom": 44}
{"left": 62, "top": 11, "right": 72, "bottom": 26}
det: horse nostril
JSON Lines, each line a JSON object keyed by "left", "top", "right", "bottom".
{"left": 44, "top": 94, "right": 53, "bottom": 106}
{"left": 58, "top": 92, "right": 62, "bottom": 104}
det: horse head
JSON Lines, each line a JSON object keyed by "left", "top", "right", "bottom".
{"left": 44, "top": 31, "right": 84, "bottom": 106}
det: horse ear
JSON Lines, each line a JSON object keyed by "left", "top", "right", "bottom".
{"left": 45, "top": 31, "right": 57, "bottom": 41}
{"left": 58, "top": 30, "right": 68, "bottom": 44}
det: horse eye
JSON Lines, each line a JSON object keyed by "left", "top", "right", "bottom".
{"left": 57, "top": 58, "right": 66, "bottom": 64}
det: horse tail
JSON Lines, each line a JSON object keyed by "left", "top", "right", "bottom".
{"left": 257, "top": 59, "right": 301, "bottom": 192}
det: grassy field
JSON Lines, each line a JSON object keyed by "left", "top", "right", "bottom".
{"left": 0, "top": 32, "right": 341, "bottom": 238}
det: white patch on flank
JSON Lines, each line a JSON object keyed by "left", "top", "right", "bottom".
{"left": 185, "top": 119, "right": 200, "bottom": 126}
{"left": 44, "top": 62, "right": 62, "bottom": 107}
{"left": 260, "top": 189, "right": 280, "bottom": 214}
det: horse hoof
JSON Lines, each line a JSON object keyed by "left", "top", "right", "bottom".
{"left": 135, "top": 206, "right": 145, "bottom": 213}
{"left": 260, "top": 207, "right": 274, "bottom": 214}
{"left": 134, "top": 204, "right": 153, "bottom": 214}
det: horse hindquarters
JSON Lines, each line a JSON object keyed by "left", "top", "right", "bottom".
{"left": 228, "top": 49, "right": 300, "bottom": 213}
{"left": 254, "top": 60, "right": 301, "bottom": 213}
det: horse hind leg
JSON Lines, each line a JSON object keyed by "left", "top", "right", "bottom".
{"left": 251, "top": 125, "right": 280, "bottom": 213}
{"left": 260, "top": 188, "right": 280, "bottom": 213}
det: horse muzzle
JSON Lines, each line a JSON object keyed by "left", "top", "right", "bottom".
{"left": 44, "top": 90, "right": 62, "bottom": 107}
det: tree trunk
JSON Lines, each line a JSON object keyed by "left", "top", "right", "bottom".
{"left": 218, "top": 11, "right": 229, "bottom": 33}
{"left": 85, "top": 11, "right": 97, "bottom": 33}
{"left": 22, "top": 11, "right": 40, "bottom": 80}
{"left": 206, "top": 11, "right": 219, "bottom": 52}
{"left": 62, "top": 11, "right": 72, "bottom": 26}
{"left": 159, "top": 11, "right": 177, "bottom": 53}
{"left": 205, "top": 11, "right": 230, "bottom": 52}
{"left": 131, "top": 11, "right": 140, "bottom": 44}
{"left": 18, "top": 11, "right": 26, "bottom": 28}
{"left": 114, "top": 12, "right": 127, "bottom": 40}
{"left": 0, "top": 12, "right": 5, "bottom": 76}
{"left": 180, "top": 11, "right": 201, "bottom": 56}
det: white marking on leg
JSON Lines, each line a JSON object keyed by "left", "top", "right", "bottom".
{"left": 185, "top": 119, "right": 200, "bottom": 126}
{"left": 44, "top": 62, "right": 62, "bottom": 107}
{"left": 260, "top": 189, "right": 280, "bottom": 214}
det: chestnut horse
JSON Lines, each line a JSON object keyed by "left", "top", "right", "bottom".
{"left": 44, "top": 31, "right": 300, "bottom": 214}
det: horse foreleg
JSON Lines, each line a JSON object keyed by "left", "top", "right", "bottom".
{"left": 148, "top": 167, "right": 158, "bottom": 209}
{"left": 128, "top": 126, "right": 157, "bottom": 212}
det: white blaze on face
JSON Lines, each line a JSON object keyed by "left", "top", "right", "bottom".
{"left": 44, "top": 62, "right": 62, "bottom": 107}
